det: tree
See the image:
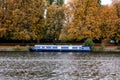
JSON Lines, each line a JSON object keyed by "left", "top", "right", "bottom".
{"left": 0, "top": 0, "right": 14, "bottom": 38}
{"left": 47, "top": 0, "right": 54, "bottom": 5}
{"left": 55, "top": 0, "right": 64, "bottom": 6}
{"left": 112, "top": 0, "right": 120, "bottom": 18}
{"left": 6, "top": 0, "right": 37, "bottom": 41}
{"left": 47, "top": 0, "right": 64, "bottom": 6}
{"left": 99, "top": 5, "right": 119, "bottom": 40}
{"left": 114, "top": 18, "right": 120, "bottom": 40}
{"left": 29, "top": 0, "right": 46, "bottom": 43}
{"left": 0, "top": 0, "right": 46, "bottom": 43}
{"left": 44, "top": 4, "right": 65, "bottom": 43}
{"left": 63, "top": 0, "right": 101, "bottom": 41}
{"left": 98, "top": 0, "right": 101, "bottom": 7}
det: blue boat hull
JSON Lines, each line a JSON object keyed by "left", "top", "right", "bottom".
{"left": 29, "top": 49, "right": 90, "bottom": 52}
{"left": 29, "top": 47, "right": 91, "bottom": 52}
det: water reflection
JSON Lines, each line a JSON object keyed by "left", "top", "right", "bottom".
{"left": 0, "top": 52, "right": 120, "bottom": 80}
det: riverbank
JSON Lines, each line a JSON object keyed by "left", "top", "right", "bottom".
{"left": 0, "top": 45, "right": 29, "bottom": 51}
{"left": 94, "top": 45, "right": 120, "bottom": 52}
{"left": 0, "top": 45, "right": 120, "bottom": 52}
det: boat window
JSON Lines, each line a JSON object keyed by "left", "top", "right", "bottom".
{"left": 53, "top": 46, "right": 57, "bottom": 49}
{"left": 42, "top": 46, "right": 45, "bottom": 48}
{"left": 61, "top": 47, "right": 68, "bottom": 49}
{"left": 35, "top": 46, "right": 39, "bottom": 48}
{"left": 72, "top": 47, "right": 77, "bottom": 49}
{"left": 79, "top": 47, "right": 82, "bottom": 49}
{"left": 46, "top": 46, "right": 51, "bottom": 48}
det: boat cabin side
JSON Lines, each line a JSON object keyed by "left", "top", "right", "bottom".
{"left": 33, "top": 45, "right": 90, "bottom": 50}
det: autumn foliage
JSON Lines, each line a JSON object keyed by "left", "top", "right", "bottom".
{"left": 60, "top": 0, "right": 120, "bottom": 42}
{"left": 0, "top": 0, "right": 120, "bottom": 43}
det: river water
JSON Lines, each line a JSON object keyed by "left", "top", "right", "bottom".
{"left": 0, "top": 52, "right": 120, "bottom": 80}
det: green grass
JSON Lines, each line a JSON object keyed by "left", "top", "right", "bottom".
{"left": 12, "top": 45, "right": 29, "bottom": 51}
{"left": 117, "top": 46, "right": 120, "bottom": 50}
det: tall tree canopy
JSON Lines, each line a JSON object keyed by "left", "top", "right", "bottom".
{"left": 0, "top": 0, "right": 120, "bottom": 43}
{"left": 112, "top": 0, "right": 120, "bottom": 18}
{"left": 112, "top": 0, "right": 120, "bottom": 40}
{"left": 0, "top": 0, "right": 46, "bottom": 43}
{"left": 44, "top": 3, "right": 65, "bottom": 43}
{"left": 99, "top": 5, "right": 119, "bottom": 40}
{"left": 62, "top": 0, "right": 101, "bottom": 41}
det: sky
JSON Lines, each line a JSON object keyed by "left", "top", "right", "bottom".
{"left": 65, "top": 0, "right": 112, "bottom": 5}
{"left": 101, "top": 0, "right": 112, "bottom": 5}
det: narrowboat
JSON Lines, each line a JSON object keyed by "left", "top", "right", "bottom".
{"left": 29, "top": 45, "right": 91, "bottom": 52}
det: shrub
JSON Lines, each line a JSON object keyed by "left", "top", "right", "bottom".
{"left": 84, "top": 38, "right": 94, "bottom": 50}
{"left": 99, "top": 43, "right": 105, "bottom": 51}
{"left": 117, "top": 46, "right": 120, "bottom": 50}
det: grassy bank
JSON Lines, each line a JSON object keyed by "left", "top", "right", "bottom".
{"left": 0, "top": 45, "right": 29, "bottom": 51}
{"left": 94, "top": 45, "right": 120, "bottom": 52}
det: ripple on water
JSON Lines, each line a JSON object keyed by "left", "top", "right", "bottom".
{"left": 0, "top": 52, "right": 120, "bottom": 80}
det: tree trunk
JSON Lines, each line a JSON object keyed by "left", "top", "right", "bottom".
{"left": 102, "top": 39, "right": 110, "bottom": 45}
{"left": 37, "top": 39, "right": 40, "bottom": 44}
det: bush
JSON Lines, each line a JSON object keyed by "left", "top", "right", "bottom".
{"left": 99, "top": 43, "right": 105, "bottom": 51}
{"left": 117, "top": 46, "right": 120, "bottom": 50}
{"left": 94, "top": 43, "right": 105, "bottom": 51}
{"left": 84, "top": 38, "right": 94, "bottom": 50}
